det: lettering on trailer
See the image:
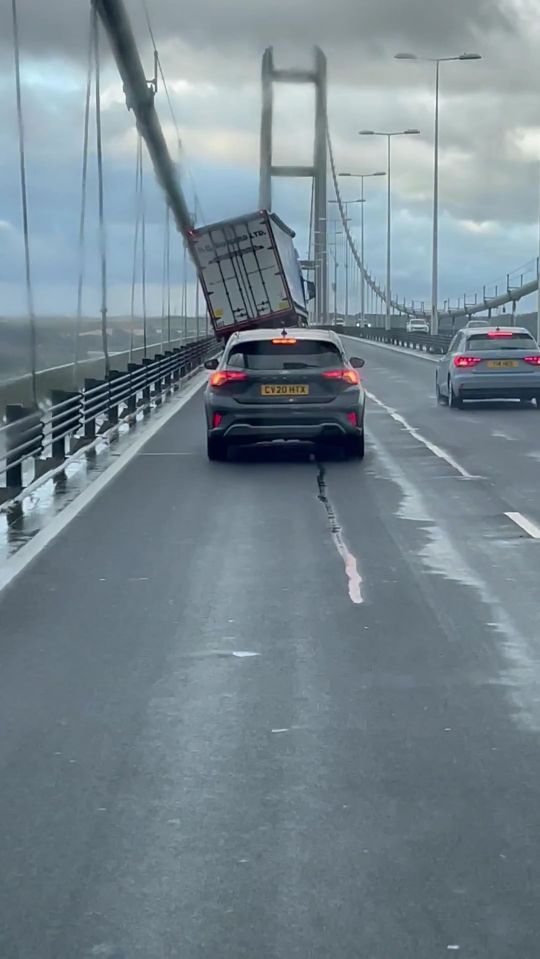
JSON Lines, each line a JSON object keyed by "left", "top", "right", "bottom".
{"left": 209, "top": 244, "right": 265, "bottom": 265}
{"left": 200, "top": 230, "right": 267, "bottom": 254}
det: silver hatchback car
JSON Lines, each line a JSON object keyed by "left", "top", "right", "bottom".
{"left": 436, "top": 326, "right": 540, "bottom": 408}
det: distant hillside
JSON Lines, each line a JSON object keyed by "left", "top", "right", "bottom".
{"left": 0, "top": 315, "right": 208, "bottom": 383}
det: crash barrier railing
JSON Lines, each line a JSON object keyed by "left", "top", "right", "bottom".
{"left": 0, "top": 336, "right": 216, "bottom": 506}
{"left": 327, "top": 326, "right": 452, "bottom": 355}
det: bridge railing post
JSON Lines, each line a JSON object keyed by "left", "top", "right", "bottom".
{"left": 163, "top": 351, "right": 174, "bottom": 395}
{"left": 0, "top": 405, "right": 43, "bottom": 501}
{"left": 172, "top": 349, "right": 182, "bottom": 389}
{"left": 127, "top": 363, "right": 140, "bottom": 418}
{"left": 49, "top": 389, "right": 81, "bottom": 463}
{"left": 83, "top": 378, "right": 107, "bottom": 445}
{"left": 153, "top": 355, "right": 165, "bottom": 405}
{"left": 141, "top": 359, "right": 153, "bottom": 414}
{"left": 107, "top": 370, "right": 124, "bottom": 426}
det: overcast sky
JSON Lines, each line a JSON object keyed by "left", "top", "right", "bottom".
{"left": 1, "top": 0, "right": 539, "bottom": 317}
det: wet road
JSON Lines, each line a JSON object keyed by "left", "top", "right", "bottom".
{"left": 2, "top": 340, "right": 540, "bottom": 957}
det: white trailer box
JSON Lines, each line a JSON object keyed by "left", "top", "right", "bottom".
{"left": 189, "top": 211, "right": 308, "bottom": 338}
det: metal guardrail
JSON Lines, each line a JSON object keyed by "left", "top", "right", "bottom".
{"left": 0, "top": 336, "right": 215, "bottom": 505}
{"left": 329, "top": 325, "right": 451, "bottom": 355}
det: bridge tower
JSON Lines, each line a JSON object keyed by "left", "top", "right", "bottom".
{"left": 259, "top": 47, "right": 328, "bottom": 325}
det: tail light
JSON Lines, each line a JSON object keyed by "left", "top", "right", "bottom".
{"left": 487, "top": 330, "right": 513, "bottom": 338}
{"left": 454, "top": 356, "right": 482, "bottom": 368}
{"left": 212, "top": 413, "right": 223, "bottom": 428}
{"left": 209, "top": 370, "right": 247, "bottom": 387}
{"left": 322, "top": 369, "right": 360, "bottom": 385}
{"left": 524, "top": 356, "right": 540, "bottom": 365}
{"left": 272, "top": 338, "right": 297, "bottom": 345}
{"left": 346, "top": 412, "right": 358, "bottom": 426}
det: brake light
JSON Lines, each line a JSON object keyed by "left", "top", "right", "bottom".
{"left": 209, "top": 370, "right": 247, "bottom": 387}
{"left": 272, "top": 338, "right": 297, "bottom": 345}
{"left": 487, "top": 330, "right": 513, "bottom": 338}
{"left": 454, "top": 356, "right": 482, "bottom": 368}
{"left": 524, "top": 356, "right": 540, "bottom": 365}
{"left": 322, "top": 369, "right": 360, "bottom": 385}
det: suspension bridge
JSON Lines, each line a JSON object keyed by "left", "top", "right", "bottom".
{"left": 3, "top": 2, "right": 540, "bottom": 957}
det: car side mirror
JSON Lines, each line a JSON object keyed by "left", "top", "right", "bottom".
{"left": 204, "top": 357, "right": 219, "bottom": 370}
{"left": 350, "top": 356, "right": 365, "bottom": 369}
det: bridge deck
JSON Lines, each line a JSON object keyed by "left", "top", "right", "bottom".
{"left": 2, "top": 339, "right": 540, "bottom": 957}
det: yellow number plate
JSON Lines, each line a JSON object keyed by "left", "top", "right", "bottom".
{"left": 487, "top": 360, "right": 519, "bottom": 369}
{"left": 261, "top": 384, "right": 309, "bottom": 396}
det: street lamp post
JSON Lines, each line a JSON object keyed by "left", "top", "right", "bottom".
{"left": 359, "top": 129, "right": 420, "bottom": 330}
{"left": 328, "top": 230, "right": 343, "bottom": 323}
{"left": 395, "top": 52, "right": 481, "bottom": 335}
{"left": 339, "top": 171, "right": 386, "bottom": 324}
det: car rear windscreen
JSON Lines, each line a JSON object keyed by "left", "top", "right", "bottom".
{"left": 227, "top": 340, "right": 343, "bottom": 371}
{"left": 466, "top": 332, "right": 537, "bottom": 351}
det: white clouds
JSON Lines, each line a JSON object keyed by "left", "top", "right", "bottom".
{"left": 459, "top": 219, "right": 501, "bottom": 236}
{"left": 514, "top": 128, "right": 540, "bottom": 161}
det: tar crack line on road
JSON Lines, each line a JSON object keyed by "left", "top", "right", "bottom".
{"left": 316, "top": 463, "right": 363, "bottom": 605}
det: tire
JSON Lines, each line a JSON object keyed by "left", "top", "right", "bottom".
{"left": 448, "top": 379, "right": 462, "bottom": 409}
{"left": 436, "top": 375, "right": 448, "bottom": 406}
{"left": 207, "top": 435, "right": 228, "bottom": 461}
{"left": 346, "top": 432, "right": 365, "bottom": 460}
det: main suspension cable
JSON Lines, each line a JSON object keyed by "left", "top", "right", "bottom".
{"left": 139, "top": 0, "right": 206, "bottom": 225}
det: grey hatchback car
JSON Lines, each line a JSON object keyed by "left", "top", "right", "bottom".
{"left": 204, "top": 328, "right": 365, "bottom": 460}
{"left": 436, "top": 326, "right": 540, "bottom": 408}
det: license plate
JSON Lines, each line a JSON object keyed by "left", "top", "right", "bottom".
{"left": 261, "top": 384, "right": 309, "bottom": 396}
{"left": 487, "top": 360, "right": 519, "bottom": 369}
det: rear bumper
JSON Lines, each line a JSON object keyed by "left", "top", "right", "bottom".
{"left": 453, "top": 372, "right": 540, "bottom": 400}
{"left": 206, "top": 405, "right": 364, "bottom": 444}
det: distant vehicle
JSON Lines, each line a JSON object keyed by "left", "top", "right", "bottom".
{"left": 335, "top": 318, "right": 345, "bottom": 328}
{"left": 204, "top": 328, "right": 366, "bottom": 460}
{"left": 436, "top": 326, "right": 540, "bottom": 408}
{"left": 406, "top": 318, "right": 429, "bottom": 334}
{"left": 189, "top": 211, "right": 308, "bottom": 341}
{"left": 465, "top": 318, "right": 489, "bottom": 328}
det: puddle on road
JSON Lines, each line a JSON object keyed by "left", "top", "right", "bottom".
{"left": 373, "top": 436, "right": 540, "bottom": 732}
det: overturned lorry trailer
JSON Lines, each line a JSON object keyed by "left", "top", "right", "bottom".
{"left": 189, "top": 211, "right": 309, "bottom": 341}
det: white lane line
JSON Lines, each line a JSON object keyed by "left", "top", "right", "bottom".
{"left": 0, "top": 373, "right": 207, "bottom": 596}
{"left": 505, "top": 512, "right": 540, "bottom": 540}
{"left": 492, "top": 430, "right": 515, "bottom": 441}
{"left": 365, "top": 388, "right": 474, "bottom": 480}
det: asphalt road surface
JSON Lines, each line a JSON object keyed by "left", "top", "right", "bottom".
{"left": 2, "top": 339, "right": 540, "bottom": 957}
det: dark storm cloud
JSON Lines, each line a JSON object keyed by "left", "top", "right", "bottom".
{"left": 0, "top": 0, "right": 512, "bottom": 66}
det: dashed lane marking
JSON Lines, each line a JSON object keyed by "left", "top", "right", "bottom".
{"left": 505, "top": 512, "right": 540, "bottom": 540}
